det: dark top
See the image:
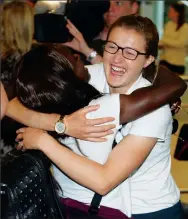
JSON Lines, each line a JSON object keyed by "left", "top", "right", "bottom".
{"left": 1, "top": 52, "right": 23, "bottom": 151}
{"left": 1, "top": 52, "right": 21, "bottom": 100}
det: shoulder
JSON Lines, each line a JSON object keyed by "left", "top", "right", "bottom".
{"left": 1, "top": 53, "right": 21, "bottom": 80}
{"left": 129, "top": 75, "right": 151, "bottom": 92}
{"left": 134, "top": 104, "right": 172, "bottom": 125}
{"left": 85, "top": 63, "right": 104, "bottom": 75}
{"left": 124, "top": 105, "right": 172, "bottom": 140}
{"left": 164, "top": 21, "right": 173, "bottom": 28}
{"left": 146, "top": 104, "right": 172, "bottom": 121}
{"left": 181, "top": 23, "right": 188, "bottom": 31}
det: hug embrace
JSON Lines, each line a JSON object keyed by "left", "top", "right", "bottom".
{"left": 7, "top": 15, "right": 187, "bottom": 219}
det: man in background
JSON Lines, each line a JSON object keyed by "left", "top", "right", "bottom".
{"left": 97, "top": 0, "right": 139, "bottom": 40}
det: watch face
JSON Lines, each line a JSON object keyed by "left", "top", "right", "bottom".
{"left": 55, "top": 121, "right": 65, "bottom": 134}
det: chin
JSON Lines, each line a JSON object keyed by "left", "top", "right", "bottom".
{"left": 108, "top": 81, "right": 123, "bottom": 89}
{"left": 106, "top": 18, "right": 116, "bottom": 26}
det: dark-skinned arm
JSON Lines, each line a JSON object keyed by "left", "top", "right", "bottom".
{"left": 119, "top": 65, "right": 187, "bottom": 124}
{"left": 6, "top": 66, "right": 187, "bottom": 141}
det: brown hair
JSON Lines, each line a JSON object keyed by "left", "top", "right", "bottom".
{"left": 107, "top": 15, "right": 159, "bottom": 82}
{"left": 1, "top": 1, "right": 34, "bottom": 58}
{"left": 171, "top": 3, "right": 185, "bottom": 31}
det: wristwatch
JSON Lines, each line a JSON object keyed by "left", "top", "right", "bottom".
{"left": 54, "top": 115, "right": 66, "bottom": 134}
{"left": 87, "top": 50, "right": 97, "bottom": 62}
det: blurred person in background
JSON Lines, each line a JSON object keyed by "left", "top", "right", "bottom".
{"left": 97, "top": 0, "right": 139, "bottom": 41}
{"left": 1, "top": 0, "right": 34, "bottom": 100}
{"left": 16, "top": 16, "right": 186, "bottom": 219}
{"left": 159, "top": 2, "right": 188, "bottom": 75}
{"left": 26, "top": 0, "right": 38, "bottom": 9}
{"left": 1, "top": 83, "right": 8, "bottom": 120}
{"left": 0, "top": 0, "right": 34, "bottom": 157}
{"left": 64, "top": 0, "right": 139, "bottom": 63}
{"left": 64, "top": 0, "right": 110, "bottom": 62}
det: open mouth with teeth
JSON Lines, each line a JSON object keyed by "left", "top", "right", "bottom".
{"left": 111, "top": 65, "right": 126, "bottom": 76}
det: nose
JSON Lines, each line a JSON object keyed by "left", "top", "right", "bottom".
{"left": 112, "top": 48, "right": 124, "bottom": 63}
{"left": 109, "top": 2, "right": 115, "bottom": 12}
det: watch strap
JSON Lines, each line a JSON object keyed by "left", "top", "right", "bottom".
{"left": 57, "top": 115, "right": 64, "bottom": 123}
{"left": 54, "top": 115, "right": 66, "bottom": 134}
{"left": 87, "top": 50, "right": 97, "bottom": 62}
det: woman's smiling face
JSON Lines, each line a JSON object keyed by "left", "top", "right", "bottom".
{"left": 103, "top": 26, "right": 154, "bottom": 93}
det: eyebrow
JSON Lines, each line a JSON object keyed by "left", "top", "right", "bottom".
{"left": 107, "top": 40, "right": 146, "bottom": 52}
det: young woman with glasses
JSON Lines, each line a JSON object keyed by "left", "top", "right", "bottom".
{"left": 16, "top": 15, "right": 186, "bottom": 219}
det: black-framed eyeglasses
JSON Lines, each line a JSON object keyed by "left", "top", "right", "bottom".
{"left": 104, "top": 41, "right": 148, "bottom": 60}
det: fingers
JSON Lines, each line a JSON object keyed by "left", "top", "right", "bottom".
{"left": 87, "top": 118, "right": 115, "bottom": 126}
{"left": 171, "top": 98, "right": 181, "bottom": 110}
{"left": 86, "top": 138, "right": 108, "bottom": 142}
{"left": 171, "top": 103, "right": 180, "bottom": 110}
{"left": 66, "top": 19, "right": 80, "bottom": 37}
{"left": 81, "top": 106, "right": 115, "bottom": 125}
{"left": 81, "top": 105, "right": 100, "bottom": 114}
{"left": 66, "top": 20, "right": 84, "bottom": 43}
{"left": 81, "top": 105, "right": 116, "bottom": 125}
{"left": 66, "top": 19, "right": 75, "bottom": 28}
{"left": 66, "top": 19, "right": 79, "bottom": 34}
{"left": 86, "top": 124, "right": 115, "bottom": 134}
{"left": 85, "top": 130, "right": 114, "bottom": 138}
{"left": 16, "top": 133, "right": 23, "bottom": 142}
{"left": 174, "top": 106, "right": 181, "bottom": 114}
{"left": 16, "top": 127, "right": 26, "bottom": 134}
{"left": 171, "top": 102, "right": 181, "bottom": 114}
{"left": 68, "top": 28, "right": 79, "bottom": 38}
{"left": 16, "top": 141, "right": 26, "bottom": 151}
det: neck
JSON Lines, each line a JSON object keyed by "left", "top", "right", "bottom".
{"left": 110, "top": 86, "right": 130, "bottom": 95}
{"left": 98, "top": 26, "right": 109, "bottom": 41}
{"left": 103, "top": 26, "right": 109, "bottom": 33}
{"left": 109, "top": 77, "right": 141, "bottom": 94}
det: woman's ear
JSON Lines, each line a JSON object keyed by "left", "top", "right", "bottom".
{"left": 131, "top": 2, "right": 139, "bottom": 14}
{"left": 144, "top": 55, "right": 155, "bottom": 68}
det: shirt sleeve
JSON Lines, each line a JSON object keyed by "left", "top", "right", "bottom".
{"left": 121, "top": 104, "right": 173, "bottom": 142}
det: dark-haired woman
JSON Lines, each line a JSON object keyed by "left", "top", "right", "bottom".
{"left": 16, "top": 15, "right": 186, "bottom": 219}
{"left": 159, "top": 3, "right": 188, "bottom": 74}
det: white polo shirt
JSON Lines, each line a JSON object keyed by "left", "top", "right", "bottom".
{"left": 86, "top": 63, "right": 180, "bottom": 214}
{"left": 52, "top": 93, "right": 132, "bottom": 217}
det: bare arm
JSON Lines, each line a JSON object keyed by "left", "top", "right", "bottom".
{"left": 16, "top": 128, "right": 157, "bottom": 195}
{"left": 63, "top": 19, "right": 103, "bottom": 64}
{"left": 6, "top": 65, "right": 186, "bottom": 140}
{"left": 6, "top": 98, "right": 60, "bottom": 130}
{"left": 15, "top": 96, "right": 172, "bottom": 194}
{"left": 6, "top": 99, "right": 115, "bottom": 141}
{"left": 1, "top": 83, "right": 9, "bottom": 119}
{"left": 119, "top": 65, "right": 187, "bottom": 124}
